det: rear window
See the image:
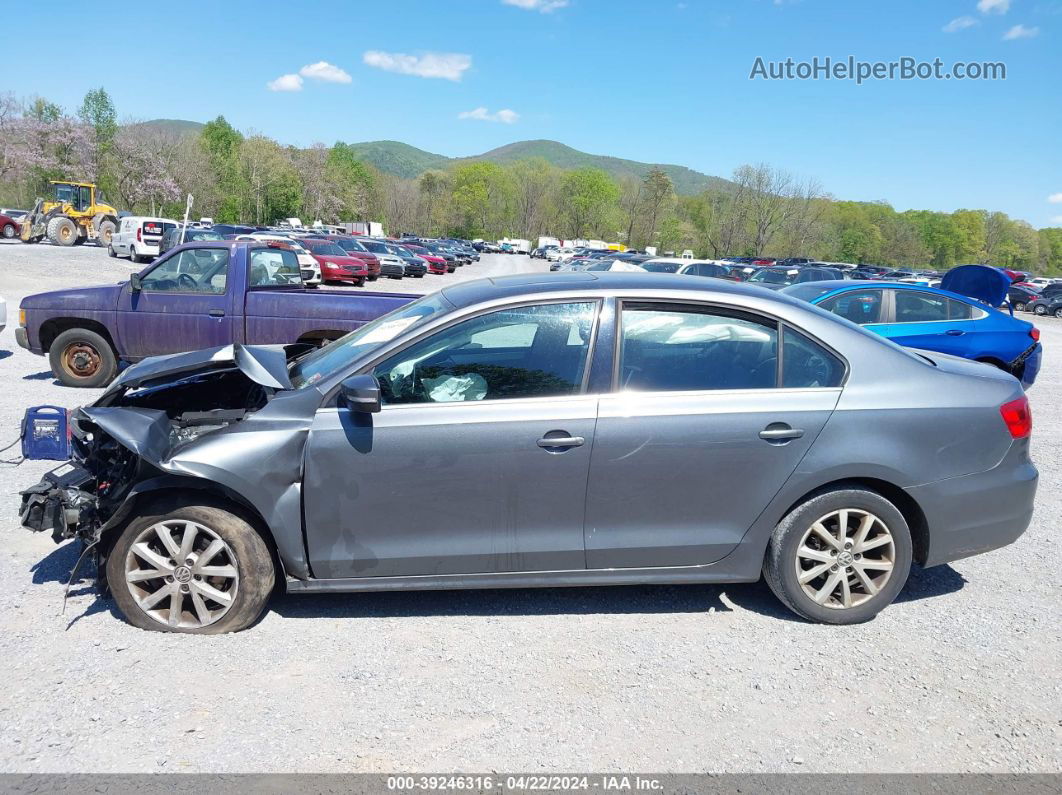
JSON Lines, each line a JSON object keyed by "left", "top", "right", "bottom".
{"left": 248, "top": 249, "right": 303, "bottom": 287}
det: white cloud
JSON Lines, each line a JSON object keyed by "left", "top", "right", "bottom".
{"left": 977, "top": 0, "right": 1010, "bottom": 14}
{"left": 1048, "top": 193, "right": 1062, "bottom": 203}
{"left": 362, "top": 51, "right": 472, "bottom": 81}
{"left": 267, "top": 73, "right": 303, "bottom": 92}
{"left": 458, "top": 107, "right": 520, "bottom": 124}
{"left": 299, "top": 61, "right": 352, "bottom": 83}
{"left": 1003, "top": 23, "right": 1039, "bottom": 39}
{"left": 943, "top": 16, "right": 979, "bottom": 32}
{"left": 502, "top": 0, "right": 569, "bottom": 11}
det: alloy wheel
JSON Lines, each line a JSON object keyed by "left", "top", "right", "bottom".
{"left": 794, "top": 509, "right": 895, "bottom": 609}
{"left": 124, "top": 520, "right": 239, "bottom": 629}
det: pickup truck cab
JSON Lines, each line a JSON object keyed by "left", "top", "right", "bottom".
{"left": 16, "top": 241, "right": 417, "bottom": 387}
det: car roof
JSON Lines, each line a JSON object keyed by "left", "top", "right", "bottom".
{"left": 439, "top": 271, "right": 799, "bottom": 310}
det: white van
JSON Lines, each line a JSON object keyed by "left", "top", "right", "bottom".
{"left": 109, "top": 216, "right": 180, "bottom": 263}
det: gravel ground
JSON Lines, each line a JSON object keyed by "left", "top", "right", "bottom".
{"left": 0, "top": 239, "right": 1058, "bottom": 774}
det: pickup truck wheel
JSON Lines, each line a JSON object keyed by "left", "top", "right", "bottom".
{"left": 106, "top": 500, "right": 274, "bottom": 634}
{"left": 49, "top": 328, "right": 118, "bottom": 388}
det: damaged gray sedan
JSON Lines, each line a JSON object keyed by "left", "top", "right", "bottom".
{"left": 20, "top": 273, "right": 1037, "bottom": 633}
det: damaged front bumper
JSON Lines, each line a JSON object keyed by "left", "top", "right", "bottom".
{"left": 20, "top": 462, "right": 99, "bottom": 543}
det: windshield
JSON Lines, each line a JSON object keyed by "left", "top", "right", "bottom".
{"left": 337, "top": 238, "right": 368, "bottom": 253}
{"left": 749, "top": 269, "right": 797, "bottom": 286}
{"left": 190, "top": 230, "right": 224, "bottom": 242}
{"left": 780, "top": 283, "right": 840, "bottom": 302}
{"left": 309, "top": 242, "right": 346, "bottom": 257}
{"left": 290, "top": 293, "right": 451, "bottom": 389}
{"left": 361, "top": 241, "right": 389, "bottom": 253}
{"left": 641, "top": 262, "right": 681, "bottom": 273}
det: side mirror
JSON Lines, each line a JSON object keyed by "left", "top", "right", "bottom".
{"left": 129, "top": 273, "right": 142, "bottom": 292}
{"left": 340, "top": 374, "right": 381, "bottom": 413}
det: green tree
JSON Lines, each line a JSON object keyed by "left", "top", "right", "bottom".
{"left": 199, "top": 116, "right": 244, "bottom": 221}
{"left": 1037, "top": 228, "right": 1062, "bottom": 275}
{"left": 559, "top": 167, "right": 619, "bottom": 238}
{"left": 78, "top": 87, "right": 117, "bottom": 182}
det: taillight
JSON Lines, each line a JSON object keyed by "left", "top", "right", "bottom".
{"left": 1030, "top": 327, "right": 1040, "bottom": 342}
{"left": 999, "top": 396, "right": 1032, "bottom": 439}
{"left": 136, "top": 228, "right": 142, "bottom": 242}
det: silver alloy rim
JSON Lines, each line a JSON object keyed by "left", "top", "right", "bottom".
{"left": 794, "top": 509, "right": 895, "bottom": 609}
{"left": 124, "top": 520, "right": 239, "bottom": 629}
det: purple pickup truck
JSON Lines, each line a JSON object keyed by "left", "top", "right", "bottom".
{"left": 16, "top": 241, "right": 417, "bottom": 387}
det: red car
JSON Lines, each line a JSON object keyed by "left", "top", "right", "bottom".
{"left": 1, "top": 213, "right": 21, "bottom": 240}
{"left": 304, "top": 240, "right": 369, "bottom": 286}
{"left": 752, "top": 258, "right": 776, "bottom": 266}
{"left": 401, "top": 243, "right": 448, "bottom": 275}
{"left": 306, "top": 235, "right": 382, "bottom": 280}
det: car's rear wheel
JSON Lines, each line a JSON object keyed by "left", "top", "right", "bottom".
{"left": 107, "top": 244, "right": 116, "bottom": 257}
{"left": 1, "top": 223, "right": 15, "bottom": 239}
{"left": 1054, "top": 308, "right": 1062, "bottom": 319}
{"left": 763, "top": 487, "right": 912, "bottom": 624}
{"left": 1034, "top": 305, "right": 1048, "bottom": 315}
{"left": 107, "top": 499, "right": 275, "bottom": 634}
{"left": 1014, "top": 302, "right": 1026, "bottom": 312}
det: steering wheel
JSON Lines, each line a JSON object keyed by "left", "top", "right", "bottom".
{"left": 177, "top": 272, "right": 198, "bottom": 290}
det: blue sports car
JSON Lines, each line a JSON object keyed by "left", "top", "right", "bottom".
{"left": 783, "top": 265, "right": 1042, "bottom": 388}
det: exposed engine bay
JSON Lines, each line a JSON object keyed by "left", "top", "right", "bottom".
{"left": 19, "top": 343, "right": 310, "bottom": 545}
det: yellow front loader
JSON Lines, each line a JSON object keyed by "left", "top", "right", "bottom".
{"left": 20, "top": 181, "right": 119, "bottom": 247}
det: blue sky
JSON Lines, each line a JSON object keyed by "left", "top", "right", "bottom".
{"left": 5, "top": 0, "right": 1060, "bottom": 225}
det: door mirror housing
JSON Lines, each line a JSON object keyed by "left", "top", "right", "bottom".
{"left": 340, "top": 375, "right": 381, "bottom": 413}
{"left": 129, "top": 273, "right": 142, "bottom": 292}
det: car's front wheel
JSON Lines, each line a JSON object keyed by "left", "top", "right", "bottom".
{"left": 106, "top": 499, "right": 275, "bottom": 634}
{"left": 763, "top": 487, "right": 912, "bottom": 624}
{"left": 1034, "top": 305, "right": 1048, "bottom": 315}
{"left": 1054, "top": 308, "right": 1062, "bottom": 319}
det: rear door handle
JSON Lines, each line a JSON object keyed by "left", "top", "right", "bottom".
{"left": 945, "top": 329, "right": 965, "bottom": 336}
{"left": 208, "top": 309, "right": 225, "bottom": 318}
{"left": 537, "top": 435, "right": 585, "bottom": 450}
{"left": 759, "top": 425, "right": 804, "bottom": 441}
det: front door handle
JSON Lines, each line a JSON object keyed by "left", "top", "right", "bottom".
{"left": 759, "top": 425, "right": 804, "bottom": 442}
{"left": 208, "top": 309, "right": 225, "bottom": 318}
{"left": 945, "top": 329, "right": 965, "bottom": 336}
{"left": 537, "top": 434, "right": 585, "bottom": 450}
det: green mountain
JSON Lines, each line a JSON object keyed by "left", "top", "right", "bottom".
{"left": 140, "top": 121, "right": 730, "bottom": 194}
{"left": 462, "top": 140, "right": 733, "bottom": 195}
{"left": 135, "top": 119, "right": 206, "bottom": 137}
{"left": 341, "top": 140, "right": 451, "bottom": 179}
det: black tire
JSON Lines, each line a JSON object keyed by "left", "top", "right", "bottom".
{"left": 107, "top": 244, "right": 116, "bottom": 258}
{"left": 1034, "top": 305, "right": 1047, "bottom": 315}
{"left": 368, "top": 275, "right": 378, "bottom": 281}
{"left": 1, "top": 223, "right": 14, "bottom": 239}
{"left": 414, "top": 273, "right": 424, "bottom": 278}
{"left": 48, "top": 327, "right": 118, "bottom": 388}
{"left": 1055, "top": 308, "right": 1062, "bottom": 320}
{"left": 763, "top": 487, "right": 913, "bottom": 624}
{"left": 1014, "top": 302, "right": 1026, "bottom": 312}
{"left": 356, "top": 278, "right": 365, "bottom": 287}
{"left": 106, "top": 497, "right": 275, "bottom": 634}
{"left": 46, "top": 216, "right": 78, "bottom": 247}
{"left": 129, "top": 247, "right": 142, "bottom": 264}
{"left": 96, "top": 219, "right": 116, "bottom": 247}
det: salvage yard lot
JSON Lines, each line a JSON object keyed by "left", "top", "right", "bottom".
{"left": 0, "top": 239, "right": 1059, "bottom": 773}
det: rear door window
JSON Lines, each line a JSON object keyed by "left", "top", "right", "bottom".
{"left": 893, "top": 290, "right": 949, "bottom": 323}
{"left": 619, "top": 303, "right": 779, "bottom": 391}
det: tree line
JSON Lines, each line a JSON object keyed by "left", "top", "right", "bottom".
{"left": 1, "top": 88, "right": 1059, "bottom": 274}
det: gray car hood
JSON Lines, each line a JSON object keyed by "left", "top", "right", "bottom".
{"left": 106, "top": 343, "right": 293, "bottom": 394}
